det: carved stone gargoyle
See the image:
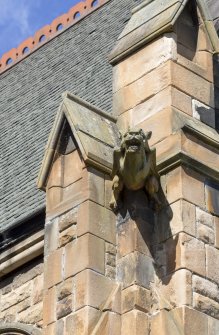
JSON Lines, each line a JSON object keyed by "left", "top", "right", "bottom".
{"left": 110, "top": 128, "right": 161, "bottom": 212}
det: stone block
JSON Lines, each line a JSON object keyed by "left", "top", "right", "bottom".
{"left": 59, "top": 225, "right": 77, "bottom": 247}
{"left": 205, "top": 180, "right": 219, "bottom": 216}
{"left": 192, "top": 99, "right": 215, "bottom": 128}
{"left": 197, "top": 223, "right": 214, "bottom": 244}
{"left": 65, "top": 306, "right": 101, "bottom": 335}
{"left": 117, "top": 219, "right": 152, "bottom": 259}
{"left": 57, "top": 277, "right": 73, "bottom": 301}
{"left": 117, "top": 251, "right": 154, "bottom": 289}
{"left": 193, "top": 292, "right": 219, "bottom": 319}
{"left": 105, "top": 265, "right": 116, "bottom": 280}
{"left": 165, "top": 233, "right": 206, "bottom": 276}
{"left": 18, "top": 302, "right": 43, "bottom": 326}
{"left": 47, "top": 155, "right": 62, "bottom": 189}
{"left": 104, "top": 174, "right": 112, "bottom": 210}
{"left": 214, "top": 216, "right": 219, "bottom": 249}
{"left": 196, "top": 207, "right": 214, "bottom": 228}
{"left": 74, "top": 269, "right": 117, "bottom": 312}
{"left": 44, "top": 248, "right": 63, "bottom": 289}
{"left": 56, "top": 296, "right": 73, "bottom": 319}
{"left": 44, "top": 323, "right": 56, "bottom": 335}
{"left": 158, "top": 200, "right": 196, "bottom": 242}
{"left": 33, "top": 274, "right": 43, "bottom": 305}
{"left": 1, "top": 281, "right": 32, "bottom": 311}
{"left": 43, "top": 287, "right": 56, "bottom": 326}
{"left": 64, "top": 234, "right": 105, "bottom": 279}
{"left": 113, "top": 34, "right": 176, "bottom": 93}
{"left": 62, "top": 178, "right": 84, "bottom": 206}
{"left": 121, "top": 310, "right": 149, "bottom": 335}
{"left": 208, "top": 316, "right": 219, "bottom": 335}
{"left": 206, "top": 245, "right": 219, "bottom": 283}
{"left": 82, "top": 167, "right": 105, "bottom": 206}
{"left": 106, "top": 253, "right": 116, "bottom": 267}
{"left": 46, "top": 187, "right": 62, "bottom": 211}
{"left": 77, "top": 200, "right": 116, "bottom": 244}
{"left": 192, "top": 275, "right": 219, "bottom": 302}
{"left": 150, "top": 307, "right": 208, "bottom": 335}
{"left": 113, "top": 61, "right": 171, "bottom": 116}
{"left": 92, "top": 311, "right": 121, "bottom": 335}
{"left": 121, "top": 285, "right": 151, "bottom": 314}
{"left": 166, "top": 166, "right": 205, "bottom": 207}
{"left": 157, "top": 269, "right": 192, "bottom": 310}
{"left": 63, "top": 150, "right": 83, "bottom": 188}
{"left": 171, "top": 61, "right": 214, "bottom": 108}
{"left": 44, "top": 219, "right": 59, "bottom": 255}
{"left": 105, "top": 242, "right": 116, "bottom": 255}
{"left": 58, "top": 208, "right": 78, "bottom": 232}
{"left": 56, "top": 319, "right": 64, "bottom": 335}
{"left": 171, "top": 86, "right": 192, "bottom": 116}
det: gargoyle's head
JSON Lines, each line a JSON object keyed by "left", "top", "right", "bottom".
{"left": 120, "top": 128, "right": 152, "bottom": 154}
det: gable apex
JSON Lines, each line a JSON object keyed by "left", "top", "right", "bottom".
{"left": 37, "top": 93, "right": 119, "bottom": 191}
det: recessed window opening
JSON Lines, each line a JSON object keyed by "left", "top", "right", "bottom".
{"left": 74, "top": 12, "right": 81, "bottom": 19}
{"left": 6, "top": 58, "right": 13, "bottom": 65}
{"left": 57, "top": 23, "right": 63, "bottom": 31}
{"left": 22, "top": 47, "right": 30, "bottom": 54}
{"left": 91, "top": 0, "right": 98, "bottom": 7}
{"left": 39, "top": 35, "right": 46, "bottom": 42}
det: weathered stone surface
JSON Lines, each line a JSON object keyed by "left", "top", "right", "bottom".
{"left": 77, "top": 201, "right": 116, "bottom": 244}
{"left": 208, "top": 316, "right": 219, "bottom": 335}
{"left": 192, "top": 99, "right": 215, "bottom": 128}
{"left": 92, "top": 311, "right": 121, "bottom": 335}
{"left": 214, "top": 216, "right": 219, "bottom": 248}
{"left": 196, "top": 207, "right": 214, "bottom": 229}
{"left": 1, "top": 281, "right": 32, "bottom": 311}
{"left": 74, "top": 269, "right": 117, "bottom": 312}
{"left": 105, "top": 265, "right": 116, "bottom": 280}
{"left": 113, "top": 34, "right": 176, "bottom": 93}
{"left": 64, "top": 234, "right": 105, "bottom": 279}
{"left": 156, "top": 269, "right": 192, "bottom": 309}
{"left": 44, "top": 219, "right": 59, "bottom": 255}
{"left": 56, "top": 319, "right": 64, "bottom": 335}
{"left": 206, "top": 245, "right": 219, "bottom": 283}
{"left": 59, "top": 225, "right": 77, "bottom": 247}
{"left": 117, "top": 219, "right": 153, "bottom": 259}
{"left": 33, "top": 274, "right": 43, "bottom": 305}
{"left": 117, "top": 252, "right": 154, "bottom": 289}
{"left": 105, "top": 242, "right": 116, "bottom": 255}
{"left": 57, "top": 278, "right": 73, "bottom": 301}
{"left": 44, "top": 248, "right": 63, "bottom": 289}
{"left": 171, "top": 61, "right": 214, "bottom": 108}
{"left": 47, "top": 155, "right": 62, "bottom": 189}
{"left": 65, "top": 306, "right": 101, "bottom": 335}
{"left": 43, "top": 287, "right": 56, "bottom": 326}
{"left": 192, "top": 275, "right": 219, "bottom": 302}
{"left": 165, "top": 233, "right": 206, "bottom": 276}
{"left": 44, "top": 323, "right": 55, "bottom": 335}
{"left": 106, "top": 253, "right": 116, "bottom": 267}
{"left": 63, "top": 150, "right": 83, "bottom": 188}
{"left": 105, "top": 174, "right": 112, "bottom": 210}
{"left": 82, "top": 167, "right": 105, "bottom": 206}
{"left": 193, "top": 292, "right": 219, "bottom": 319}
{"left": 113, "top": 61, "right": 171, "bottom": 116}
{"left": 46, "top": 187, "right": 62, "bottom": 212}
{"left": 158, "top": 200, "right": 196, "bottom": 242}
{"left": 56, "top": 296, "right": 73, "bottom": 319}
{"left": 121, "top": 310, "right": 148, "bottom": 335}
{"left": 122, "top": 285, "right": 151, "bottom": 314}
{"left": 197, "top": 223, "right": 214, "bottom": 244}
{"left": 205, "top": 180, "right": 219, "bottom": 216}
{"left": 150, "top": 307, "right": 208, "bottom": 335}
{"left": 58, "top": 208, "right": 77, "bottom": 232}
{"left": 166, "top": 167, "right": 205, "bottom": 207}
{"left": 19, "top": 302, "right": 43, "bottom": 325}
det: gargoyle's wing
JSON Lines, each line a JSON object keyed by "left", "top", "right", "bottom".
{"left": 149, "top": 148, "right": 160, "bottom": 177}
{"left": 111, "top": 148, "right": 122, "bottom": 178}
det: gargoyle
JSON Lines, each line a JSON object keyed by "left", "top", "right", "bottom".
{"left": 110, "top": 128, "right": 161, "bottom": 212}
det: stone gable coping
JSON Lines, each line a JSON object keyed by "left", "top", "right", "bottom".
{"left": 109, "top": 0, "right": 219, "bottom": 64}
{"left": 0, "top": 0, "right": 109, "bottom": 74}
{"left": 37, "top": 92, "right": 119, "bottom": 191}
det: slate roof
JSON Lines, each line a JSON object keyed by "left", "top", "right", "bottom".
{"left": 0, "top": 0, "right": 219, "bottom": 234}
{"left": 0, "top": 0, "right": 142, "bottom": 233}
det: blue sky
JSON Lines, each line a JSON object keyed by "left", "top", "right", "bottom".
{"left": 0, "top": 0, "right": 80, "bottom": 58}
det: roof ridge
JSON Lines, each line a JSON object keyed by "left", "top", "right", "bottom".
{"left": 0, "top": 0, "right": 108, "bottom": 74}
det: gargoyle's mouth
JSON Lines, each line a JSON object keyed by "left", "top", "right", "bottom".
{"left": 125, "top": 139, "right": 141, "bottom": 152}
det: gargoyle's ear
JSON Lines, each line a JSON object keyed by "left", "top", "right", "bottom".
{"left": 146, "top": 131, "right": 152, "bottom": 140}
{"left": 119, "top": 131, "right": 123, "bottom": 140}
